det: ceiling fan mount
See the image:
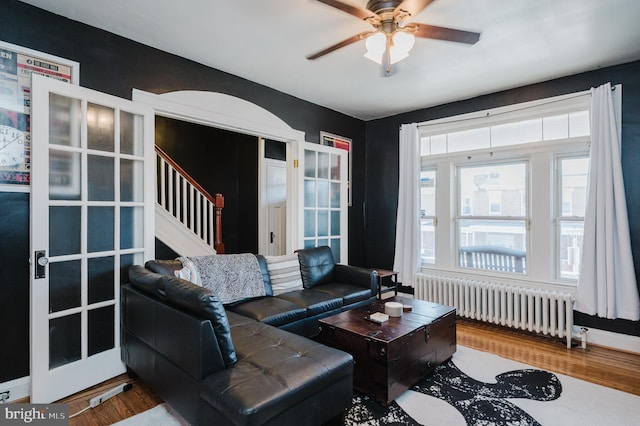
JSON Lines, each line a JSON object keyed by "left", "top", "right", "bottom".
{"left": 365, "top": 0, "right": 406, "bottom": 17}
{"left": 307, "top": 0, "right": 480, "bottom": 75}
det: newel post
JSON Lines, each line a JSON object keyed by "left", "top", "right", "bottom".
{"left": 214, "top": 193, "right": 225, "bottom": 253}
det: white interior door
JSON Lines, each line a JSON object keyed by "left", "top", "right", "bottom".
{"left": 267, "top": 204, "right": 286, "bottom": 255}
{"left": 300, "top": 142, "right": 348, "bottom": 263}
{"left": 265, "top": 159, "right": 287, "bottom": 256}
{"left": 29, "top": 75, "right": 155, "bottom": 403}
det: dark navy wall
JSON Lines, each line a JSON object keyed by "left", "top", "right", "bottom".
{"left": 363, "top": 60, "right": 640, "bottom": 336}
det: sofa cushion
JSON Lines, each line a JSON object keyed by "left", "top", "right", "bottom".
{"left": 296, "top": 246, "right": 335, "bottom": 288}
{"left": 145, "top": 259, "right": 182, "bottom": 275}
{"left": 277, "top": 289, "right": 343, "bottom": 316}
{"left": 201, "top": 317, "right": 353, "bottom": 426}
{"left": 128, "top": 265, "right": 164, "bottom": 295}
{"left": 310, "top": 282, "right": 373, "bottom": 306}
{"left": 227, "top": 297, "right": 307, "bottom": 328}
{"left": 265, "top": 253, "right": 304, "bottom": 295}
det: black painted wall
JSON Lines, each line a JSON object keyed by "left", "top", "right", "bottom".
{"left": 363, "top": 60, "right": 640, "bottom": 337}
{"left": 1, "top": 0, "right": 639, "bottom": 385}
{"left": 0, "top": 0, "right": 365, "bottom": 383}
{"left": 155, "top": 116, "right": 259, "bottom": 254}
{"left": 0, "top": 193, "right": 30, "bottom": 383}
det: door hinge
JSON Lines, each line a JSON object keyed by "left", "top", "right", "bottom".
{"left": 293, "top": 159, "right": 299, "bottom": 168}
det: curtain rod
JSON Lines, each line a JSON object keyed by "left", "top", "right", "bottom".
{"left": 414, "top": 90, "right": 593, "bottom": 130}
{"left": 411, "top": 84, "right": 616, "bottom": 131}
{"left": 400, "top": 85, "right": 617, "bottom": 131}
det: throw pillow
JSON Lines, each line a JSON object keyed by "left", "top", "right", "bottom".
{"left": 265, "top": 253, "right": 304, "bottom": 295}
{"left": 174, "top": 256, "right": 201, "bottom": 286}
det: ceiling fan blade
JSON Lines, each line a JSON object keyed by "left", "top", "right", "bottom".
{"left": 413, "top": 24, "right": 480, "bottom": 44}
{"left": 306, "top": 31, "right": 374, "bottom": 60}
{"left": 316, "top": 0, "right": 375, "bottom": 20}
{"left": 394, "top": 0, "right": 434, "bottom": 17}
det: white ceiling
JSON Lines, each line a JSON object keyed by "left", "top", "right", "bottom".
{"left": 19, "top": 0, "right": 640, "bottom": 120}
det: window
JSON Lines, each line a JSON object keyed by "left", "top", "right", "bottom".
{"left": 557, "top": 156, "right": 589, "bottom": 280}
{"left": 419, "top": 91, "right": 592, "bottom": 285}
{"left": 457, "top": 162, "right": 528, "bottom": 274}
{"left": 420, "top": 169, "right": 436, "bottom": 264}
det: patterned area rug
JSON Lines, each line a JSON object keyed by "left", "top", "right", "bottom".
{"left": 346, "top": 349, "right": 561, "bottom": 425}
{"left": 115, "top": 346, "right": 640, "bottom": 426}
{"left": 345, "top": 345, "right": 640, "bottom": 426}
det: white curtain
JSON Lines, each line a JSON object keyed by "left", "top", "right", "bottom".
{"left": 576, "top": 82, "right": 640, "bottom": 320}
{"left": 393, "top": 123, "right": 421, "bottom": 285}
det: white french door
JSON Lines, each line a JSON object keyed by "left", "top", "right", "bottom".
{"left": 300, "top": 142, "right": 348, "bottom": 263}
{"left": 29, "top": 75, "right": 155, "bottom": 403}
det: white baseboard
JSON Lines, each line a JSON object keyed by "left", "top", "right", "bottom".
{"left": 0, "top": 376, "right": 30, "bottom": 402}
{"left": 582, "top": 327, "right": 640, "bottom": 354}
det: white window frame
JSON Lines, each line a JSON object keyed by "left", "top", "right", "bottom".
{"left": 419, "top": 91, "right": 597, "bottom": 288}
{"left": 555, "top": 153, "right": 589, "bottom": 282}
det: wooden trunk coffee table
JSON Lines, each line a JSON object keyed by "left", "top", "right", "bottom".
{"left": 318, "top": 297, "right": 456, "bottom": 405}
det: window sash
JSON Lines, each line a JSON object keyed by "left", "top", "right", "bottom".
{"left": 420, "top": 141, "right": 588, "bottom": 286}
{"left": 420, "top": 168, "right": 437, "bottom": 265}
{"left": 555, "top": 155, "right": 589, "bottom": 282}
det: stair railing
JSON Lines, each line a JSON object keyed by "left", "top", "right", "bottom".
{"left": 155, "top": 146, "right": 224, "bottom": 253}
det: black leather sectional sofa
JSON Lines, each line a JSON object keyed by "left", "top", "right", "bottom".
{"left": 121, "top": 246, "right": 378, "bottom": 425}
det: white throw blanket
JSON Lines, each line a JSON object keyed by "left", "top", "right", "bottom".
{"left": 188, "top": 254, "right": 266, "bottom": 304}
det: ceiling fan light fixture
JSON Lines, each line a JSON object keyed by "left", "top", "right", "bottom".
{"left": 307, "top": 0, "right": 481, "bottom": 74}
{"left": 392, "top": 31, "right": 415, "bottom": 53}
{"left": 364, "top": 32, "right": 386, "bottom": 64}
{"left": 390, "top": 47, "right": 409, "bottom": 64}
{"left": 389, "top": 31, "right": 414, "bottom": 64}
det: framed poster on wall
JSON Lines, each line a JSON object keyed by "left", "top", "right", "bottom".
{"left": 0, "top": 40, "right": 79, "bottom": 191}
{"left": 320, "top": 131, "right": 352, "bottom": 206}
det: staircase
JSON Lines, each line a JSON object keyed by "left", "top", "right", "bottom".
{"left": 155, "top": 146, "right": 224, "bottom": 256}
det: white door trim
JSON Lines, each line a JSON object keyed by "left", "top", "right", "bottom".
{"left": 132, "top": 90, "right": 305, "bottom": 253}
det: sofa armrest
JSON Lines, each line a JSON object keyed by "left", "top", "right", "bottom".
{"left": 121, "top": 284, "right": 227, "bottom": 380}
{"left": 334, "top": 264, "right": 378, "bottom": 296}
{"left": 127, "top": 265, "right": 237, "bottom": 367}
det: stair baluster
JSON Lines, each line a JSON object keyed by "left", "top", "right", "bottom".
{"left": 155, "top": 146, "right": 224, "bottom": 253}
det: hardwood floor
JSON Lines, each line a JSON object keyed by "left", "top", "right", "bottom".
{"left": 61, "top": 375, "right": 162, "bottom": 425}
{"left": 29, "top": 319, "right": 640, "bottom": 425}
{"left": 456, "top": 318, "right": 640, "bottom": 396}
